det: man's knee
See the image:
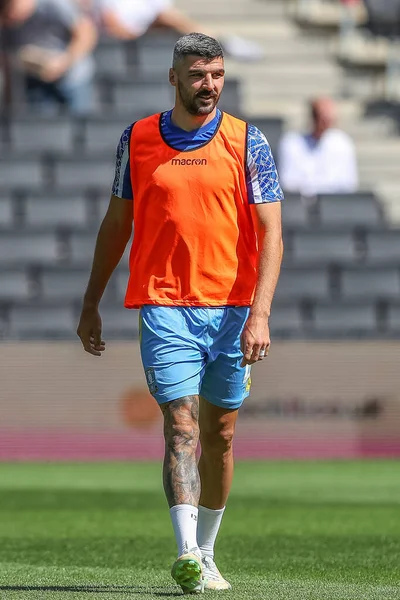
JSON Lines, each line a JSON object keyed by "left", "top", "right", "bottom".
{"left": 200, "top": 420, "right": 235, "bottom": 455}
{"left": 162, "top": 396, "right": 200, "bottom": 451}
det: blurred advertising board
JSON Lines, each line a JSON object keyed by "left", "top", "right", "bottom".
{"left": 0, "top": 341, "right": 399, "bottom": 460}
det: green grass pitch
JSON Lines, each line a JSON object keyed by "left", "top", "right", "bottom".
{"left": 0, "top": 461, "right": 399, "bottom": 599}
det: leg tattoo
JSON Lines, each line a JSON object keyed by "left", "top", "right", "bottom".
{"left": 161, "top": 395, "right": 201, "bottom": 508}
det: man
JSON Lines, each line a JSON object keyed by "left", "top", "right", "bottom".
{"left": 77, "top": 33, "right": 283, "bottom": 594}
{"left": 0, "top": 0, "right": 97, "bottom": 115}
{"left": 278, "top": 97, "right": 358, "bottom": 197}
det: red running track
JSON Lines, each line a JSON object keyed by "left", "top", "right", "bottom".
{"left": 0, "top": 431, "right": 399, "bottom": 461}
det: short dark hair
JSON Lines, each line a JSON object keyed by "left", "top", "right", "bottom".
{"left": 172, "top": 33, "right": 224, "bottom": 69}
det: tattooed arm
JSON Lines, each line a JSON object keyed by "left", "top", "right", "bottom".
{"left": 161, "top": 395, "right": 201, "bottom": 508}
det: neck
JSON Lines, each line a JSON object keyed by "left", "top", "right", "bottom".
{"left": 171, "top": 105, "right": 217, "bottom": 132}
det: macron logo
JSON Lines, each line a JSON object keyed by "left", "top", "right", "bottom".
{"left": 171, "top": 158, "right": 207, "bottom": 166}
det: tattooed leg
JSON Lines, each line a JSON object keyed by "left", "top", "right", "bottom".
{"left": 161, "top": 395, "right": 201, "bottom": 508}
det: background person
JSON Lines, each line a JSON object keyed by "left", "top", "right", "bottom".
{"left": 278, "top": 96, "right": 359, "bottom": 197}
{"left": 0, "top": 0, "right": 97, "bottom": 115}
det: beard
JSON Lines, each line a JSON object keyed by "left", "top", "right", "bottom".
{"left": 177, "top": 80, "right": 220, "bottom": 116}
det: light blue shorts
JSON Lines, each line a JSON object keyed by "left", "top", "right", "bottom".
{"left": 139, "top": 305, "right": 251, "bottom": 410}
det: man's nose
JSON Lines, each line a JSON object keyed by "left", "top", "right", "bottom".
{"left": 202, "top": 74, "right": 214, "bottom": 89}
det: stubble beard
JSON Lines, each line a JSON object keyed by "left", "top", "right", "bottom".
{"left": 177, "top": 80, "right": 219, "bottom": 116}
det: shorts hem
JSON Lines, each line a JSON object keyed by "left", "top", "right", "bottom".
{"left": 200, "top": 389, "right": 250, "bottom": 411}
{"left": 153, "top": 387, "right": 200, "bottom": 405}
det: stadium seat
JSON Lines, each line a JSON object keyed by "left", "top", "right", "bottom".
{"left": 292, "top": 231, "right": 356, "bottom": 262}
{"left": 318, "top": 192, "right": 383, "bottom": 227}
{"left": 268, "top": 303, "right": 303, "bottom": 336}
{"left": 313, "top": 302, "right": 377, "bottom": 335}
{"left": 0, "top": 194, "right": 13, "bottom": 227}
{"left": 366, "top": 230, "right": 400, "bottom": 261}
{"left": 247, "top": 117, "right": 283, "bottom": 158}
{"left": 216, "top": 80, "right": 242, "bottom": 115}
{"left": 387, "top": 304, "right": 400, "bottom": 332}
{"left": 94, "top": 42, "right": 128, "bottom": 76}
{"left": 0, "top": 157, "right": 44, "bottom": 189}
{"left": 54, "top": 157, "right": 115, "bottom": 188}
{"left": 100, "top": 305, "right": 140, "bottom": 339}
{"left": 24, "top": 192, "right": 87, "bottom": 228}
{"left": 9, "top": 118, "right": 75, "bottom": 153}
{"left": 0, "top": 269, "right": 31, "bottom": 300}
{"left": 111, "top": 80, "right": 174, "bottom": 114}
{"left": 8, "top": 303, "right": 75, "bottom": 339}
{"left": 275, "top": 266, "right": 330, "bottom": 300}
{"left": 135, "top": 32, "right": 179, "bottom": 75}
{"left": 0, "top": 231, "right": 59, "bottom": 265}
{"left": 281, "top": 193, "right": 309, "bottom": 227}
{"left": 83, "top": 118, "right": 134, "bottom": 152}
{"left": 69, "top": 231, "right": 97, "bottom": 264}
{"left": 341, "top": 267, "right": 400, "bottom": 299}
{"left": 40, "top": 267, "right": 91, "bottom": 301}
{"left": 115, "top": 269, "right": 130, "bottom": 301}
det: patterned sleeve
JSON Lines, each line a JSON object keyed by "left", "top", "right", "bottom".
{"left": 246, "top": 124, "right": 284, "bottom": 204}
{"left": 112, "top": 124, "right": 134, "bottom": 200}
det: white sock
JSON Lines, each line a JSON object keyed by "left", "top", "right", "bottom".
{"left": 197, "top": 505, "right": 225, "bottom": 559}
{"left": 170, "top": 504, "right": 199, "bottom": 557}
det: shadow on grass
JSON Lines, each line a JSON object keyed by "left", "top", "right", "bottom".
{"left": 0, "top": 585, "right": 181, "bottom": 596}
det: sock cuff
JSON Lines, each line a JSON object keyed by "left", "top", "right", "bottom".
{"left": 198, "top": 505, "right": 225, "bottom": 516}
{"left": 170, "top": 504, "right": 198, "bottom": 515}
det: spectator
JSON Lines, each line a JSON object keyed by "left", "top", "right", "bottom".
{"left": 0, "top": 0, "right": 97, "bottom": 115}
{"left": 278, "top": 97, "right": 358, "bottom": 197}
{"left": 84, "top": 0, "right": 264, "bottom": 61}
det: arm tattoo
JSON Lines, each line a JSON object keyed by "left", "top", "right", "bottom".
{"left": 161, "top": 395, "right": 201, "bottom": 508}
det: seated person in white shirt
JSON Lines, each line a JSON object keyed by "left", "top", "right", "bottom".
{"left": 90, "top": 0, "right": 264, "bottom": 61}
{"left": 278, "top": 97, "right": 358, "bottom": 197}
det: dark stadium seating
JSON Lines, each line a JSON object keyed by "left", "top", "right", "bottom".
{"left": 0, "top": 156, "right": 44, "bottom": 189}
{"left": 94, "top": 42, "right": 129, "bottom": 77}
{"left": 110, "top": 79, "right": 174, "bottom": 114}
{"left": 0, "top": 268, "right": 31, "bottom": 301}
{"left": 340, "top": 266, "right": 400, "bottom": 299}
{"left": 83, "top": 118, "right": 135, "bottom": 152}
{"left": 0, "top": 231, "right": 60, "bottom": 266}
{"left": 9, "top": 118, "right": 75, "bottom": 153}
{"left": 291, "top": 230, "right": 357, "bottom": 263}
{"left": 366, "top": 230, "right": 400, "bottom": 261}
{"left": 388, "top": 303, "right": 400, "bottom": 332}
{"left": 318, "top": 192, "right": 384, "bottom": 227}
{"left": 313, "top": 302, "right": 377, "bottom": 336}
{"left": 269, "top": 303, "right": 304, "bottom": 337}
{"left": 100, "top": 305, "right": 140, "bottom": 339}
{"left": 280, "top": 193, "right": 309, "bottom": 227}
{"left": 53, "top": 156, "right": 115, "bottom": 189}
{"left": 24, "top": 192, "right": 87, "bottom": 228}
{"left": 8, "top": 303, "right": 76, "bottom": 339}
{"left": 68, "top": 231, "right": 98, "bottom": 264}
{"left": 275, "top": 266, "right": 330, "bottom": 300}
{"left": 39, "top": 266, "right": 92, "bottom": 302}
{"left": 0, "top": 193, "right": 13, "bottom": 227}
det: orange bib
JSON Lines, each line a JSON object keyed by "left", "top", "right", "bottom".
{"left": 125, "top": 112, "right": 258, "bottom": 308}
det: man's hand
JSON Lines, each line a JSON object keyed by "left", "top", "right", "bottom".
{"left": 77, "top": 305, "right": 106, "bottom": 357}
{"left": 40, "top": 53, "right": 71, "bottom": 82}
{"left": 240, "top": 314, "right": 270, "bottom": 367}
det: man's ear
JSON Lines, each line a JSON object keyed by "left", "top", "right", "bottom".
{"left": 169, "top": 68, "right": 177, "bottom": 87}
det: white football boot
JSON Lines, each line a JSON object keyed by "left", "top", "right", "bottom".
{"left": 171, "top": 548, "right": 205, "bottom": 594}
{"left": 201, "top": 555, "right": 232, "bottom": 591}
